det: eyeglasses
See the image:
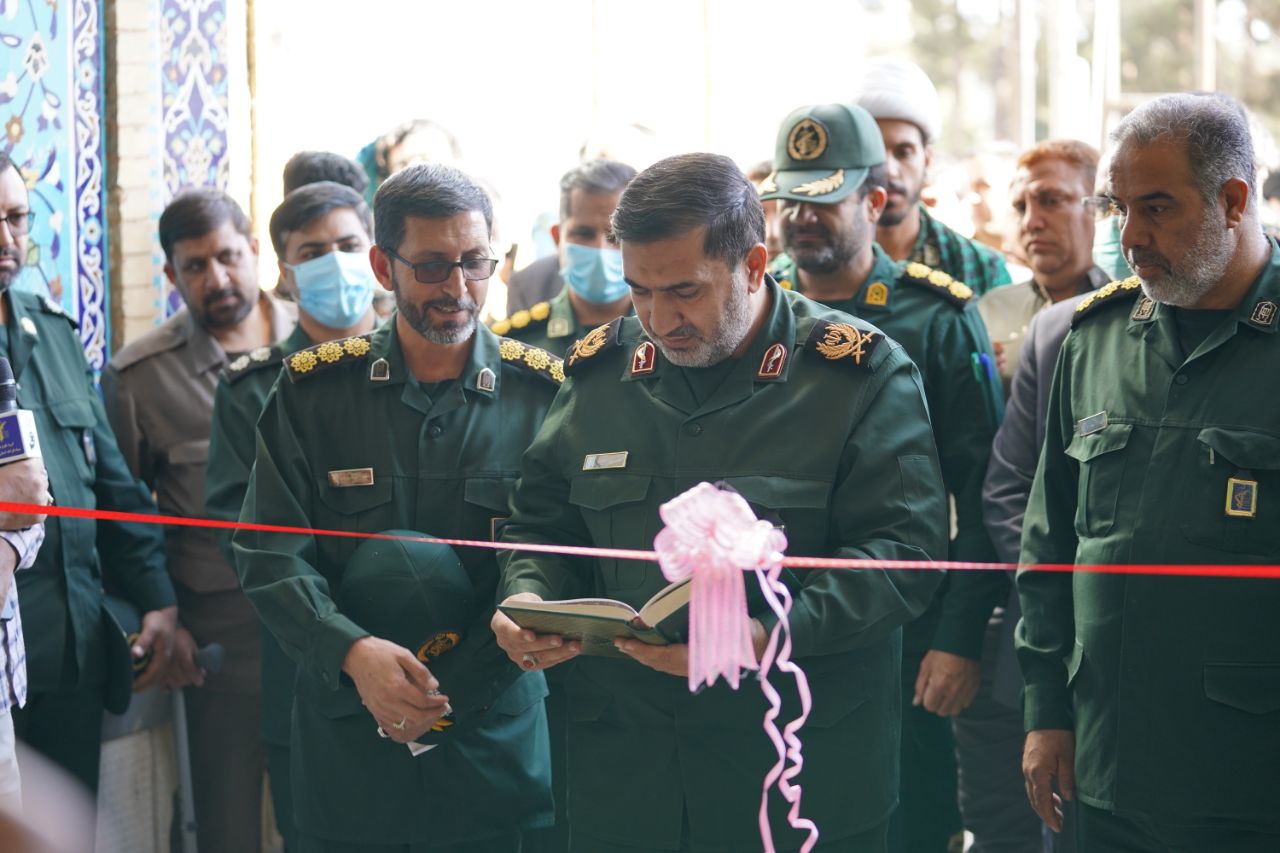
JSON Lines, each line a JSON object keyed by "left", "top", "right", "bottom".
{"left": 380, "top": 246, "right": 498, "bottom": 284}
{"left": 0, "top": 210, "right": 34, "bottom": 236}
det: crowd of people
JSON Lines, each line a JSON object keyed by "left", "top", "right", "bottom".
{"left": 0, "top": 56, "right": 1277, "bottom": 853}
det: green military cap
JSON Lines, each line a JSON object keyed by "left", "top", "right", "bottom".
{"left": 338, "top": 532, "right": 523, "bottom": 742}
{"left": 759, "top": 102, "right": 886, "bottom": 205}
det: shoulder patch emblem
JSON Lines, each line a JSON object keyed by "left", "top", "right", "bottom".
{"left": 564, "top": 317, "right": 623, "bottom": 375}
{"left": 285, "top": 333, "right": 374, "bottom": 382}
{"left": 901, "top": 262, "right": 973, "bottom": 306}
{"left": 529, "top": 301, "right": 551, "bottom": 322}
{"left": 805, "top": 320, "right": 881, "bottom": 368}
{"left": 489, "top": 318, "right": 512, "bottom": 336}
{"left": 226, "top": 345, "right": 285, "bottom": 384}
{"left": 497, "top": 337, "right": 564, "bottom": 385}
{"left": 1072, "top": 276, "right": 1143, "bottom": 328}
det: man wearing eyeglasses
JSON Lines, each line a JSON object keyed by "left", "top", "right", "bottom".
{"left": 0, "top": 153, "right": 177, "bottom": 797}
{"left": 978, "top": 141, "right": 1110, "bottom": 393}
{"left": 233, "top": 163, "right": 557, "bottom": 852}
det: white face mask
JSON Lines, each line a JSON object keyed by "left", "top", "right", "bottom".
{"left": 291, "top": 250, "right": 376, "bottom": 328}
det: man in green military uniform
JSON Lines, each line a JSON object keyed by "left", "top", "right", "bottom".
{"left": 849, "top": 57, "right": 1012, "bottom": 297}
{"left": 493, "top": 153, "right": 948, "bottom": 852}
{"left": 761, "top": 103, "right": 1005, "bottom": 853}
{"left": 491, "top": 159, "right": 636, "bottom": 357}
{"left": 232, "top": 163, "right": 556, "bottom": 852}
{"left": 0, "top": 152, "right": 177, "bottom": 793}
{"left": 205, "top": 180, "right": 379, "bottom": 850}
{"left": 1019, "top": 93, "right": 1280, "bottom": 852}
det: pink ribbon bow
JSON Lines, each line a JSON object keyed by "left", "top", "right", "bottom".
{"left": 654, "top": 482, "right": 819, "bottom": 852}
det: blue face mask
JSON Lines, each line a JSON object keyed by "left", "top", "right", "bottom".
{"left": 291, "top": 250, "right": 376, "bottom": 329}
{"left": 561, "top": 243, "right": 629, "bottom": 304}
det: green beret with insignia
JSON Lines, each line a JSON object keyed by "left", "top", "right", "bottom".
{"left": 338, "top": 532, "right": 524, "bottom": 742}
{"left": 759, "top": 103, "right": 886, "bottom": 205}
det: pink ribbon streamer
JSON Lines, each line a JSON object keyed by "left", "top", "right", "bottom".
{"left": 654, "top": 483, "right": 818, "bottom": 852}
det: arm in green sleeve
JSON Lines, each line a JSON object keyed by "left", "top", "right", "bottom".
{"left": 929, "top": 304, "right": 1009, "bottom": 659}
{"left": 206, "top": 373, "right": 266, "bottom": 563}
{"left": 499, "top": 381, "right": 602, "bottom": 603}
{"left": 774, "top": 348, "right": 948, "bottom": 658}
{"left": 231, "top": 384, "right": 367, "bottom": 690}
{"left": 1015, "top": 333, "right": 1081, "bottom": 732}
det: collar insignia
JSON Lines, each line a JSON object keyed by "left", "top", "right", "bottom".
{"left": 476, "top": 367, "right": 496, "bottom": 392}
{"left": 757, "top": 343, "right": 787, "bottom": 379}
{"left": 630, "top": 341, "right": 656, "bottom": 376}
{"left": 369, "top": 358, "right": 391, "bottom": 382}
{"left": 1249, "top": 300, "right": 1277, "bottom": 328}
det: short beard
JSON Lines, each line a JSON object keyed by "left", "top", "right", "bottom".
{"left": 396, "top": 285, "right": 478, "bottom": 344}
{"left": 1129, "top": 209, "right": 1233, "bottom": 308}
{"left": 785, "top": 224, "right": 859, "bottom": 275}
{"left": 877, "top": 182, "right": 920, "bottom": 228}
{"left": 656, "top": 277, "right": 753, "bottom": 368}
{"left": 199, "top": 290, "right": 255, "bottom": 330}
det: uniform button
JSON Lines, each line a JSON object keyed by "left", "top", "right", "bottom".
{"left": 428, "top": 424, "right": 444, "bottom": 438}
{"left": 685, "top": 423, "right": 703, "bottom": 436}
{"left": 1174, "top": 374, "right": 1189, "bottom": 385}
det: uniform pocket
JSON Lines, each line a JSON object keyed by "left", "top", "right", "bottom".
{"left": 47, "top": 397, "right": 97, "bottom": 485}
{"left": 718, "top": 474, "right": 831, "bottom": 548}
{"left": 1181, "top": 428, "right": 1280, "bottom": 556}
{"left": 1064, "top": 423, "right": 1133, "bottom": 537}
{"left": 568, "top": 473, "right": 652, "bottom": 591}
{"left": 1203, "top": 663, "right": 1280, "bottom": 715}
{"left": 463, "top": 478, "right": 513, "bottom": 540}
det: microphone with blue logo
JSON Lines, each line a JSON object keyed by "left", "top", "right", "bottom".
{"left": 0, "top": 356, "right": 40, "bottom": 464}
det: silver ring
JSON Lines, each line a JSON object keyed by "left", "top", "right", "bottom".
{"left": 522, "top": 652, "right": 538, "bottom": 669}
{"left": 392, "top": 716, "right": 407, "bottom": 731}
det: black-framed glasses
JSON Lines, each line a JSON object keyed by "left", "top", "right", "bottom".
{"left": 0, "top": 210, "right": 34, "bottom": 236}
{"left": 380, "top": 246, "right": 498, "bottom": 284}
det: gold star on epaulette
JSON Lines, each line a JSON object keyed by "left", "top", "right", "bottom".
{"left": 509, "top": 309, "right": 532, "bottom": 330}
{"left": 1072, "top": 276, "right": 1143, "bottom": 328}
{"left": 489, "top": 318, "right": 513, "bottom": 336}
{"left": 498, "top": 338, "right": 564, "bottom": 386}
{"left": 529, "top": 302, "right": 551, "bottom": 321}
{"left": 229, "top": 355, "right": 251, "bottom": 372}
{"left": 900, "top": 263, "right": 973, "bottom": 306}
{"left": 227, "top": 346, "right": 285, "bottom": 383}
{"left": 285, "top": 333, "right": 375, "bottom": 382}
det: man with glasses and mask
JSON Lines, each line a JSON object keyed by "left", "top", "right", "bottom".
{"left": 492, "top": 159, "right": 636, "bottom": 358}
{"left": 103, "top": 187, "right": 297, "bottom": 852}
{"left": 204, "top": 180, "right": 379, "bottom": 851}
{"left": 0, "top": 153, "right": 176, "bottom": 798}
{"left": 233, "top": 163, "right": 557, "bottom": 852}
{"left": 1019, "top": 92, "right": 1280, "bottom": 853}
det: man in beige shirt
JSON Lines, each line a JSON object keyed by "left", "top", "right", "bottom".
{"left": 978, "top": 140, "right": 1109, "bottom": 393}
{"left": 102, "top": 189, "right": 296, "bottom": 853}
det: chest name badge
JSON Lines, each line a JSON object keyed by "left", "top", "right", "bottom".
{"left": 757, "top": 343, "right": 787, "bottom": 379}
{"left": 1225, "top": 476, "right": 1258, "bottom": 518}
{"left": 328, "top": 467, "right": 375, "bottom": 488}
{"left": 583, "top": 451, "right": 628, "bottom": 471}
{"left": 1075, "top": 411, "right": 1108, "bottom": 436}
{"left": 630, "top": 342, "right": 656, "bottom": 376}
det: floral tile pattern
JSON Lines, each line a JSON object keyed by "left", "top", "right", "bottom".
{"left": 0, "top": 0, "right": 108, "bottom": 369}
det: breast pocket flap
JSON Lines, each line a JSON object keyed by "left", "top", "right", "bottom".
{"left": 315, "top": 476, "right": 393, "bottom": 515}
{"left": 47, "top": 397, "right": 95, "bottom": 429}
{"left": 568, "top": 473, "right": 651, "bottom": 511}
{"left": 1196, "top": 428, "right": 1280, "bottom": 471}
{"left": 1064, "top": 422, "right": 1133, "bottom": 463}
{"left": 718, "top": 475, "right": 830, "bottom": 510}
{"left": 462, "top": 478, "right": 512, "bottom": 513}
{"left": 1204, "top": 663, "right": 1280, "bottom": 715}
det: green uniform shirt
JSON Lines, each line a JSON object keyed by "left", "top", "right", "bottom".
{"left": 499, "top": 282, "right": 947, "bottom": 849}
{"left": 206, "top": 322, "right": 311, "bottom": 745}
{"left": 7, "top": 290, "right": 174, "bottom": 692}
{"left": 911, "top": 204, "right": 1012, "bottom": 297}
{"left": 773, "top": 247, "right": 1006, "bottom": 658}
{"left": 1017, "top": 246, "right": 1280, "bottom": 825}
{"left": 231, "top": 322, "right": 558, "bottom": 845}
{"left": 490, "top": 286, "right": 631, "bottom": 358}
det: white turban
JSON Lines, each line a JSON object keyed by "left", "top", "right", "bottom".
{"left": 851, "top": 58, "right": 941, "bottom": 144}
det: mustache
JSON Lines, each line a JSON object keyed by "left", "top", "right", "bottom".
{"left": 0, "top": 248, "right": 20, "bottom": 262}
{"left": 1127, "top": 249, "right": 1169, "bottom": 271}
{"left": 783, "top": 223, "right": 830, "bottom": 241}
{"left": 424, "top": 295, "right": 478, "bottom": 313}
{"left": 202, "top": 288, "right": 245, "bottom": 309}
{"left": 885, "top": 182, "right": 909, "bottom": 196}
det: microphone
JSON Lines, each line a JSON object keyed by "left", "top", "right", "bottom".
{"left": 0, "top": 356, "right": 40, "bottom": 464}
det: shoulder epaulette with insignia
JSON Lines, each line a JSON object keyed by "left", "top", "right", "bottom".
{"left": 1071, "top": 276, "right": 1143, "bottom": 328}
{"left": 284, "top": 333, "right": 373, "bottom": 382}
{"left": 226, "top": 345, "right": 284, "bottom": 384}
{"left": 900, "top": 262, "right": 974, "bottom": 307}
{"left": 804, "top": 319, "right": 882, "bottom": 369}
{"left": 564, "top": 317, "right": 623, "bottom": 376}
{"left": 489, "top": 301, "right": 552, "bottom": 337}
{"left": 29, "top": 293, "right": 79, "bottom": 328}
{"left": 497, "top": 337, "right": 564, "bottom": 385}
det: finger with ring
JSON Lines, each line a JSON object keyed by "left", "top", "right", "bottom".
{"left": 521, "top": 653, "right": 538, "bottom": 670}
{"left": 392, "top": 716, "right": 407, "bottom": 731}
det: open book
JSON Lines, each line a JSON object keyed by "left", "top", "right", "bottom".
{"left": 497, "top": 578, "right": 690, "bottom": 658}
